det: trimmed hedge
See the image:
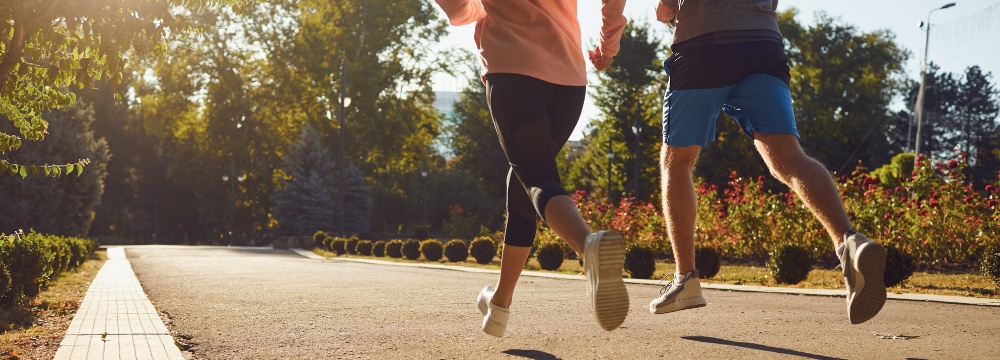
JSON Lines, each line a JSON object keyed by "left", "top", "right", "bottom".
{"left": 535, "top": 242, "right": 564, "bottom": 270}
{"left": 469, "top": 236, "right": 496, "bottom": 264}
{"left": 402, "top": 239, "right": 421, "bottom": 260}
{"left": 420, "top": 240, "right": 444, "bottom": 262}
{"left": 386, "top": 240, "right": 404, "bottom": 258}
{"left": 444, "top": 239, "right": 469, "bottom": 262}
{"left": 0, "top": 231, "right": 98, "bottom": 307}
{"left": 624, "top": 245, "right": 655, "bottom": 279}
{"left": 372, "top": 241, "right": 387, "bottom": 257}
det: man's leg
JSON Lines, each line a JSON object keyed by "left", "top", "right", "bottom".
{"left": 753, "top": 133, "right": 852, "bottom": 247}
{"left": 754, "top": 132, "right": 886, "bottom": 324}
{"left": 660, "top": 144, "right": 701, "bottom": 274}
{"left": 649, "top": 144, "right": 708, "bottom": 314}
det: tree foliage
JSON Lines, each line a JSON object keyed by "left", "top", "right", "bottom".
{"left": 568, "top": 20, "right": 665, "bottom": 203}
{"left": 779, "top": 10, "right": 908, "bottom": 174}
{"left": 0, "top": 0, "right": 249, "bottom": 177}
{"left": 0, "top": 102, "right": 108, "bottom": 235}
{"left": 272, "top": 125, "right": 338, "bottom": 237}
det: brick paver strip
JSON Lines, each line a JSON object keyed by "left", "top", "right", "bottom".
{"left": 54, "top": 247, "right": 184, "bottom": 360}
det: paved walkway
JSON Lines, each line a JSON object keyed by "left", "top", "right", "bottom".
{"left": 54, "top": 247, "right": 184, "bottom": 360}
{"left": 53, "top": 246, "right": 999, "bottom": 359}
{"left": 288, "top": 247, "right": 1000, "bottom": 307}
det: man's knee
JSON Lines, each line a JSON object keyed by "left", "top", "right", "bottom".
{"left": 660, "top": 144, "right": 700, "bottom": 172}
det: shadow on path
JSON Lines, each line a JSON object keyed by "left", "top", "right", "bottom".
{"left": 502, "top": 349, "right": 561, "bottom": 360}
{"left": 682, "top": 336, "right": 845, "bottom": 360}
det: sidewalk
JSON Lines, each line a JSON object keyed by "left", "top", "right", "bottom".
{"left": 54, "top": 247, "right": 184, "bottom": 360}
{"left": 289, "top": 248, "right": 1000, "bottom": 307}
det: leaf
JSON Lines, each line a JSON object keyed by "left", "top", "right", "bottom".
{"left": 76, "top": 163, "right": 84, "bottom": 176}
{"left": 66, "top": 164, "right": 74, "bottom": 174}
{"left": 19, "top": 166, "right": 26, "bottom": 178}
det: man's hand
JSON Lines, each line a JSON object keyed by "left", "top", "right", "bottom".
{"left": 656, "top": 1, "right": 678, "bottom": 25}
{"left": 589, "top": 46, "right": 614, "bottom": 71}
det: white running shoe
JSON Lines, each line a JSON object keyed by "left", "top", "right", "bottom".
{"left": 839, "top": 231, "right": 887, "bottom": 324}
{"left": 583, "top": 230, "right": 629, "bottom": 331}
{"left": 477, "top": 285, "right": 509, "bottom": 337}
{"left": 649, "top": 269, "right": 707, "bottom": 314}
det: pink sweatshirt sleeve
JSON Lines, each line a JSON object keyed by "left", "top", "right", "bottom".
{"left": 434, "top": 0, "right": 486, "bottom": 26}
{"left": 598, "top": 0, "right": 628, "bottom": 57}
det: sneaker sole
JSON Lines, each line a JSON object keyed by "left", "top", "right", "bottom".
{"left": 849, "top": 242, "right": 887, "bottom": 324}
{"left": 586, "top": 231, "right": 629, "bottom": 331}
{"left": 651, "top": 296, "right": 707, "bottom": 314}
{"left": 482, "top": 312, "right": 506, "bottom": 338}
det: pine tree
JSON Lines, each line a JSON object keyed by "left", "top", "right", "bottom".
{"left": 272, "top": 125, "right": 337, "bottom": 236}
{"left": 341, "top": 164, "right": 372, "bottom": 234}
{"left": 0, "top": 102, "right": 110, "bottom": 236}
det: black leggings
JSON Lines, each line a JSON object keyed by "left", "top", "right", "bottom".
{"left": 485, "top": 73, "right": 585, "bottom": 247}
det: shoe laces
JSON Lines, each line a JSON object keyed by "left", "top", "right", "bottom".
{"left": 656, "top": 273, "right": 676, "bottom": 295}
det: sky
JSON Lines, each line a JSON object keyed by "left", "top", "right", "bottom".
{"left": 430, "top": 0, "right": 1000, "bottom": 141}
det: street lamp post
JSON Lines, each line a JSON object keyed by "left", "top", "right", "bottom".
{"left": 421, "top": 158, "right": 428, "bottom": 226}
{"left": 914, "top": 2, "right": 956, "bottom": 165}
{"left": 607, "top": 136, "right": 614, "bottom": 204}
{"left": 632, "top": 99, "right": 641, "bottom": 199}
{"left": 222, "top": 160, "right": 245, "bottom": 246}
{"left": 336, "top": 59, "right": 352, "bottom": 237}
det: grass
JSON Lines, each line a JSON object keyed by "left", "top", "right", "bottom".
{"left": 312, "top": 248, "right": 999, "bottom": 299}
{"left": 0, "top": 251, "right": 107, "bottom": 360}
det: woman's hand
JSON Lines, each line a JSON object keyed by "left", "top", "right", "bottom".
{"left": 655, "top": 1, "right": 678, "bottom": 25}
{"left": 589, "top": 46, "right": 614, "bottom": 71}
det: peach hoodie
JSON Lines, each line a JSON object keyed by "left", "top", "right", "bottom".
{"left": 435, "top": 0, "right": 627, "bottom": 86}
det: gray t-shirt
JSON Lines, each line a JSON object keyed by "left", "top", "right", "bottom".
{"left": 663, "top": 0, "right": 782, "bottom": 46}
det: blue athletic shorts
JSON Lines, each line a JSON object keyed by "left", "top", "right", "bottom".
{"left": 661, "top": 40, "right": 799, "bottom": 147}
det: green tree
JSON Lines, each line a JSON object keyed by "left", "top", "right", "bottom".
{"left": 0, "top": 102, "right": 108, "bottom": 235}
{"left": 272, "top": 125, "right": 338, "bottom": 237}
{"left": 779, "top": 10, "right": 908, "bottom": 174}
{"left": 569, "top": 20, "right": 665, "bottom": 203}
{"left": 445, "top": 55, "right": 506, "bottom": 229}
{"left": 0, "top": 0, "right": 248, "bottom": 177}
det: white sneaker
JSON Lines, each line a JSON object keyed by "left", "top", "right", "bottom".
{"left": 649, "top": 270, "right": 707, "bottom": 314}
{"left": 839, "top": 232, "right": 887, "bottom": 324}
{"left": 477, "top": 285, "right": 508, "bottom": 337}
{"left": 583, "top": 230, "right": 629, "bottom": 331}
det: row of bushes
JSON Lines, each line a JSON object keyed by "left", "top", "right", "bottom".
{"left": 312, "top": 230, "right": 995, "bottom": 291}
{"left": 313, "top": 231, "right": 500, "bottom": 265}
{"left": 1, "top": 231, "right": 99, "bottom": 307}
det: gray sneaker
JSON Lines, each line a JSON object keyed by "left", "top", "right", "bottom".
{"left": 839, "top": 231, "right": 887, "bottom": 324}
{"left": 649, "top": 270, "right": 707, "bottom": 314}
{"left": 583, "top": 230, "right": 629, "bottom": 331}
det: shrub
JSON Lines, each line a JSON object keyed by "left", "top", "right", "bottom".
{"left": 346, "top": 237, "right": 360, "bottom": 255}
{"left": 372, "top": 241, "right": 387, "bottom": 257}
{"left": 331, "top": 239, "right": 347, "bottom": 255}
{"left": 313, "top": 231, "right": 328, "bottom": 248}
{"left": 624, "top": 245, "right": 655, "bottom": 279}
{"left": 69, "top": 238, "right": 90, "bottom": 268}
{"left": 982, "top": 241, "right": 1000, "bottom": 290}
{"left": 420, "top": 240, "right": 444, "bottom": 261}
{"left": 767, "top": 244, "right": 811, "bottom": 285}
{"left": 535, "top": 242, "right": 564, "bottom": 270}
{"left": 695, "top": 246, "right": 722, "bottom": 279}
{"left": 1, "top": 233, "right": 54, "bottom": 306}
{"left": 356, "top": 240, "right": 373, "bottom": 256}
{"left": 444, "top": 239, "right": 469, "bottom": 262}
{"left": 469, "top": 236, "right": 496, "bottom": 264}
{"left": 0, "top": 260, "right": 10, "bottom": 304}
{"left": 323, "top": 235, "right": 336, "bottom": 251}
{"left": 884, "top": 244, "right": 916, "bottom": 287}
{"left": 402, "top": 239, "right": 421, "bottom": 260}
{"left": 386, "top": 240, "right": 404, "bottom": 258}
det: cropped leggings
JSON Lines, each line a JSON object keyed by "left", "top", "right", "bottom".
{"left": 485, "top": 73, "right": 585, "bottom": 247}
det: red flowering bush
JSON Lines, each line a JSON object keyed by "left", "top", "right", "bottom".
{"left": 532, "top": 153, "right": 996, "bottom": 270}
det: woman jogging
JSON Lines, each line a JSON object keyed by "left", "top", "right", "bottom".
{"left": 433, "top": 0, "right": 630, "bottom": 337}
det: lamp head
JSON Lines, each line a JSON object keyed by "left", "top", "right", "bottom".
{"left": 941, "top": 3, "right": 956, "bottom": 9}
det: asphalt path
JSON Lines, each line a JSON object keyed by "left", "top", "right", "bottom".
{"left": 126, "top": 246, "right": 1000, "bottom": 359}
